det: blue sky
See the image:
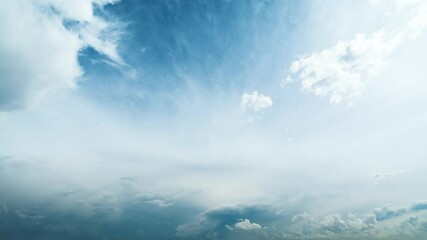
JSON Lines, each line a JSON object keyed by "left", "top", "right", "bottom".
{"left": 1, "top": 0, "right": 427, "bottom": 239}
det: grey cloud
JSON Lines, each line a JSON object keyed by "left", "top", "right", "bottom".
{"left": 410, "top": 201, "right": 427, "bottom": 211}
{"left": 372, "top": 205, "right": 408, "bottom": 221}
{"left": 286, "top": 201, "right": 427, "bottom": 239}
{"left": 0, "top": 192, "right": 198, "bottom": 240}
{"left": 2, "top": 156, "right": 427, "bottom": 240}
{"left": 400, "top": 216, "right": 427, "bottom": 232}
{"left": 290, "top": 212, "right": 377, "bottom": 239}
{"left": 372, "top": 201, "right": 427, "bottom": 221}
{"left": 2, "top": 189, "right": 427, "bottom": 240}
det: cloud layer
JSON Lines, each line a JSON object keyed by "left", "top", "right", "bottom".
{"left": 1, "top": 0, "right": 427, "bottom": 239}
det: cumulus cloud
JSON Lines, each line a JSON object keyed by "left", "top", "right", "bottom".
{"left": 372, "top": 201, "right": 427, "bottom": 221}
{"left": 287, "top": 201, "right": 427, "bottom": 239}
{"left": 234, "top": 218, "right": 262, "bottom": 230}
{"left": 372, "top": 205, "right": 408, "bottom": 221}
{"left": 0, "top": 0, "right": 122, "bottom": 111}
{"left": 241, "top": 91, "right": 273, "bottom": 112}
{"left": 283, "top": 0, "right": 427, "bottom": 105}
{"left": 291, "top": 212, "right": 377, "bottom": 238}
{"left": 400, "top": 216, "right": 427, "bottom": 233}
{"left": 283, "top": 30, "right": 402, "bottom": 105}
{"left": 176, "top": 202, "right": 427, "bottom": 239}
{"left": 176, "top": 205, "right": 280, "bottom": 239}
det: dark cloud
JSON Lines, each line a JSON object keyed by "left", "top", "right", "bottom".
{"left": 0, "top": 194, "right": 200, "bottom": 240}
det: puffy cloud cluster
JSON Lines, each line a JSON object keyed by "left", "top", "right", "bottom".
{"left": 283, "top": 30, "right": 402, "bottom": 105}
{"left": 286, "top": 201, "right": 427, "bottom": 239}
{"left": 372, "top": 205, "right": 409, "bottom": 221}
{"left": 283, "top": 0, "right": 427, "bottom": 105}
{"left": 0, "top": 0, "right": 122, "bottom": 111}
{"left": 400, "top": 216, "right": 427, "bottom": 233}
{"left": 176, "top": 205, "right": 280, "bottom": 239}
{"left": 241, "top": 91, "right": 273, "bottom": 112}
{"left": 290, "top": 212, "right": 378, "bottom": 238}
{"left": 233, "top": 219, "right": 263, "bottom": 230}
{"left": 372, "top": 201, "right": 427, "bottom": 221}
{"left": 175, "top": 201, "right": 427, "bottom": 240}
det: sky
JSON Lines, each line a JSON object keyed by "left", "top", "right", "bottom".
{"left": 1, "top": 0, "right": 427, "bottom": 239}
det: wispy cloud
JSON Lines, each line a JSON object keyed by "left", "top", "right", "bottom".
{"left": 0, "top": 0, "right": 123, "bottom": 111}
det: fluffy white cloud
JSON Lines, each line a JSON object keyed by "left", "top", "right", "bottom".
{"left": 283, "top": 0, "right": 427, "bottom": 105}
{"left": 241, "top": 91, "right": 273, "bottom": 111}
{"left": 0, "top": 0, "right": 122, "bottom": 111}
{"left": 234, "top": 218, "right": 262, "bottom": 230}
{"left": 283, "top": 30, "right": 402, "bottom": 105}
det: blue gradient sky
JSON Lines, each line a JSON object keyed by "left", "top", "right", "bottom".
{"left": 1, "top": 0, "right": 427, "bottom": 239}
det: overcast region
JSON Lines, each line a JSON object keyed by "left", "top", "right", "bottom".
{"left": 1, "top": 0, "right": 427, "bottom": 239}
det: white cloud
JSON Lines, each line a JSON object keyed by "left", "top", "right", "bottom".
{"left": 240, "top": 91, "right": 273, "bottom": 112}
{"left": 234, "top": 218, "right": 262, "bottom": 230}
{"left": 283, "top": 30, "right": 402, "bottom": 105}
{"left": 145, "top": 199, "right": 173, "bottom": 208}
{"left": 284, "top": 0, "right": 427, "bottom": 105}
{"left": 0, "top": 0, "right": 122, "bottom": 111}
